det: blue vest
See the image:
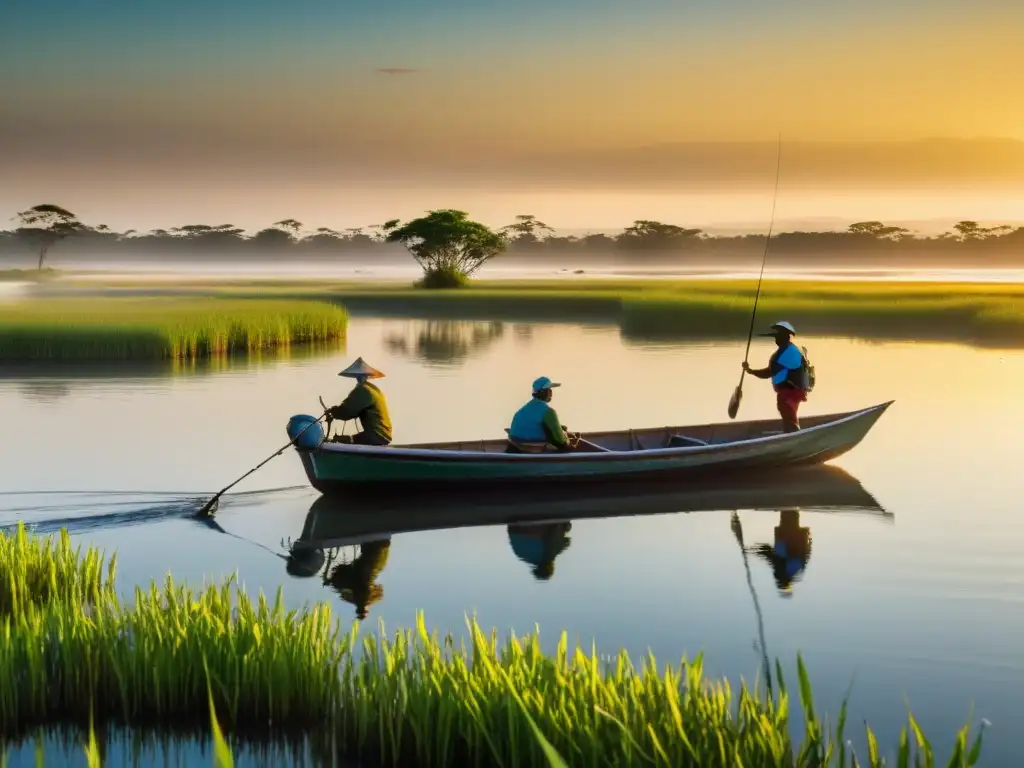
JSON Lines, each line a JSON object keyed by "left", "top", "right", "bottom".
{"left": 509, "top": 398, "right": 552, "bottom": 442}
{"left": 770, "top": 343, "right": 804, "bottom": 388}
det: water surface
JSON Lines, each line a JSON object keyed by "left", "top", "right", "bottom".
{"left": 1, "top": 316, "right": 1021, "bottom": 765}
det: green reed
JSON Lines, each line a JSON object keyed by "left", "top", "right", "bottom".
{"left": 0, "top": 522, "right": 116, "bottom": 616}
{"left": 0, "top": 525, "right": 986, "bottom": 767}
{"left": 320, "top": 279, "right": 1024, "bottom": 344}
{"left": 0, "top": 298, "right": 348, "bottom": 360}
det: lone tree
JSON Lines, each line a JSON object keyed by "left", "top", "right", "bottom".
{"left": 383, "top": 209, "right": 506, "bottom": 288}
{"left": 13, "top": 204, "right": 82, "bottom": 270}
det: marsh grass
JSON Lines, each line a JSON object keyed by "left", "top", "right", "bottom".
{"left": 0, "top": 525, "right": 987, "bottom": 767}
{"left": 0, "top": 298, "right": 347, "bottom": 361}
{"left": 306, "top": 279, "right": 1024, "bottom": 344}
{"left": 0, "top": 523, "right": 116, "bottom": 616}
{"left": 22, "top": 278, "right": 1024, "bottom": 343}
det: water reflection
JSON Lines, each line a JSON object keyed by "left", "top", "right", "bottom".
{"left": 281, "top": 464, "right": 890, "bottom": 617}
{"left": 746, "top": 508, "right": 812, "bottom": 594}
{"left": 383, "top": 319, "right": 505, "bottom": 367}
{"left": 0, "top": 724, "right": 346, "bottom": 768}
{"left": 0, "top": 342, "right": 345, "bottom": 400}
{"left": 507, "top": 522, "right": 572, "bottom": 581}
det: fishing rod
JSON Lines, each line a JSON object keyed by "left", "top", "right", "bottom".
{"left": 730, "top": 511, "right": 774, "bottom": 700}
{"left": 728, "top": 134, "right": 783, "bottom": 420}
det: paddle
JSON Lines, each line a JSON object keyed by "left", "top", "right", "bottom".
{"left": 576, "top": 438, "right": 611, "bottom": 453}
{"left": 728, "top": 135, "right": 783, "bottom": 420}
{"left": 194, "top": 410, "right": 328, "bottom": 519}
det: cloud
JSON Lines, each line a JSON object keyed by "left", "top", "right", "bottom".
{"left": 375, "top": 68, "right": 421, "bottom": 75}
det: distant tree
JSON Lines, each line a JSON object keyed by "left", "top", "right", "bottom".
{"left": 384, "top": 209, "right": 506, "bottom": 288}
{"left": 577, "top": 233, "right": 616, "bottom": 251}
{"left": 12, "top": 204, "right": 82, "bottom": 270}
{"left": 367, "top": 221, "right": 401, "bottom": 244}
{"left": 847, "top": 221, "right": 911, "bottom": 241}
{"left": 275, "top": 219, "right": 303, "bottom": 235}
{"left": 501, "top": 214, "right": 554, "bottom": 249}
{"left": 302, "top": 227, "right": 346, "bottom": 250}
{"left": 251, "top": 219, "right": 302, "bottom": 249}
{"left": 952, "top": 220, "right": 1013, "bottom": 241}
{"left": 168, "top": 223, "right": 245, "bottom": 251}
{"left": 617, "top": 220, "right": 703, "bottom": 251}
{"left": 954, "top": 221, "right": 983, "bottom": 241}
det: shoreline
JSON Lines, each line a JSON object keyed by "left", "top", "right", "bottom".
{"left": 2, "top": 278, "right": 1023, "bottom": 357}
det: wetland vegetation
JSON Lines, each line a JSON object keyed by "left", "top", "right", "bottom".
{"left": 0, "top": 523, "right": 987, "bottom": 767}
{"left": 0, "top": 298, "right": 347, "bottom": 361}
{"left": 43, "top": 277, "right": 1024, "bottom": 346}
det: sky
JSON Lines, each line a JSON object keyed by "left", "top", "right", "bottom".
{"left": 2, "top": 0, "right": 1023, "bottom": 232}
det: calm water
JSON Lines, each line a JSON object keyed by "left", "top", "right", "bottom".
{"left": 1, "top": 316, "right": 1022, "bottom": 765}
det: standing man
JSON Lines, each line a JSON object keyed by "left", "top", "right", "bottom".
{"left": 742, "top": 321, "right": 808, "bottom": 432}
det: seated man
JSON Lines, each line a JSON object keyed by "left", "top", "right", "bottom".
{"left": 506, "top": 376, "right": 579, "bottom": 453}
{"left": 325, "top": 357, "right": 393, "bottom": 446}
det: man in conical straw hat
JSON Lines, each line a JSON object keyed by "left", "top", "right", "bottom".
{"left": 325, "top": 357, "right": 393, "bottom": 446}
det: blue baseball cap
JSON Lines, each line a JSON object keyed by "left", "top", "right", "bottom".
{"left": 532, "top": 376, "right": 561, "bottom": 392}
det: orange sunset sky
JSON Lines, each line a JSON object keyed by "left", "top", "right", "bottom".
{"left": 1, "top": 0, "right": 1022, "bottom": 232}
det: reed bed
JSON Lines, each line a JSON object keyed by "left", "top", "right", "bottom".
{"left": 0, "top": 523, "right": 116, "bottom": 616}
{"left": 0, "top": 525, "right": 986, "bottom": 767}
{"left": 0, "top": 298, "right": 347, "bottom": 360}
{"left": 321, "top": 279, "right": 1024, "bottom": 345}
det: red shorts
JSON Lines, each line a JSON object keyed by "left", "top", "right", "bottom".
{"left": 776, "top": 387, "right": 807, "bottom": 427}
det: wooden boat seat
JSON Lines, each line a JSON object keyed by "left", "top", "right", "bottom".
{"left": 503, "top": 430, "right": 612, "bottom": 454}
{"left": 667, "top": 435, "right": 709, "bottom": 448}
{"left": 504, "top": 430, "right": 555, "bottom": 454}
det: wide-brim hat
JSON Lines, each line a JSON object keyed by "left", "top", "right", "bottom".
{"left": 338, "top": 357, "right": 385, "bottom": 379}
{"left": 759, "top": 320, "right": 796, "bottom": 337}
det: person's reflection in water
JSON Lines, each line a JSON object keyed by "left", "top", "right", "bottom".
{"left": 322, "top": 539, "right": 391, "bottom": 620}
{"left": 284, "top": 538, "right": 391, "bottom": 620}
{"left": 747, "top": 508, "right": 812, "bottom": 596}
{"left": 507, "top": 522, "right": 572, "bottom": 580}
{"left": 284, "top": 546, "right": 326, "bottom": 578}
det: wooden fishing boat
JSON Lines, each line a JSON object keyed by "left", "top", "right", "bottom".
{"left": 287, "top": 400, "right": 892, "bottom": 493}
{"left": 288, "top": 464, "right": 891, "bottom": 550}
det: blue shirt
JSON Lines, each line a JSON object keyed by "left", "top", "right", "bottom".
{"left": 770, "top": 343, "right": 803, "bottom": 387}
{"left": 509, "top": 398, "right": 562, "bottom": 444}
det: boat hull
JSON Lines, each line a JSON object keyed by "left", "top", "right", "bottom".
{"left": 294, "top": 401, "right": 892, "bottom": 493}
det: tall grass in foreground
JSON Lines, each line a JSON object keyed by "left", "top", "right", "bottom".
{"left": 0, "top": 298, "right": 347, "bottom": 360}
{"left": 0, "top": 523, "right": 116, "bottom": 616}
{"left": 0, "top": 525, "right": 986, "bottom": 767}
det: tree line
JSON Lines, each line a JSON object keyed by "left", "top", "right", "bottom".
{"left": 4, "top": 204, "right": 1024, "bottom": 274}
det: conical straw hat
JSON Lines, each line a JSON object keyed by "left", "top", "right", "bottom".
{"left": 338, "top": 357, "right": 385, "bottom": 379}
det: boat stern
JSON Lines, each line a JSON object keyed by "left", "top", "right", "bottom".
{"left": 286, "top": 414, "right": 326, "bottom": 490}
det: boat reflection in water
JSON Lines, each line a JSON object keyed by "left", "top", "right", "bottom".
{"left": 282, "top": 464, "right": 892, "bottom": 616}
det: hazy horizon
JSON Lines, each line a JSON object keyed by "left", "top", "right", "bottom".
{"left": 3, "top": 0, "right": 1023, "bottom": 231}
{"left": 2, "top": 184, "right": 1023, "bottom": 237}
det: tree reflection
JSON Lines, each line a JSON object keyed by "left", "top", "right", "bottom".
{"left": 384, "top": 320, "right": 505, "bottom": 366}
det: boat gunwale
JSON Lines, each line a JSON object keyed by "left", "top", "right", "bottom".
{"left": 308, "top": 400, "right": 894, "bottom": 463}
